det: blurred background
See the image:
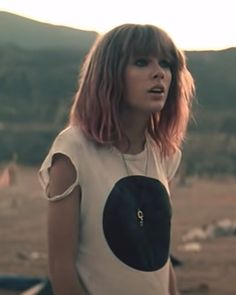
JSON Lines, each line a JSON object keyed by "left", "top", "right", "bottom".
{"left": 0, "top": 1, "right": 235, "bottom": 294}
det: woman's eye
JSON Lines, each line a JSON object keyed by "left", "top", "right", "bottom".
{"left": 159, "top": 60, "right": 171, "bottom": 68}
{"left": 134, "top": 58, "right": 149, "bottom": 67}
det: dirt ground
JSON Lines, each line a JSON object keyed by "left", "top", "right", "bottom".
{"left": 0, "top": 166, "right": 236, "bottom": 295}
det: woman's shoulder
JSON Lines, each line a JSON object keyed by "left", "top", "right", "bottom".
{"left": 39, "top": 125, "right": 84, "bottom": 201}
{"left": 148, "top": 136, "right": 182, "bottom": 181}
{"left": 147, "top": 134, "right": 181, "bottom": 161}
{"left": 56, "top": 125, "right": 83, "bottom": 142}
{"left": 53, "top": 125, "right": 89, "bottom": 151}
{"left": 162, "top": 148, "right": 182, "bottom": 182}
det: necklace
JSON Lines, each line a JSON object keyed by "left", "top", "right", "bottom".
{"left": 120, "top": 143, "right": 149, "bottom": 227}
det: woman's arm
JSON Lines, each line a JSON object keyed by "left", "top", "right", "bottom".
{"left": 169, "top": 261, "right": 180, "bottom": 295}
{"left": 47, "top": 154, "right": 85, "bottom": 295}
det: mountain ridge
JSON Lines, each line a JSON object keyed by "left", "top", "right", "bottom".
{"left": 0, "top": 11, "right": 97, "bottom": 49}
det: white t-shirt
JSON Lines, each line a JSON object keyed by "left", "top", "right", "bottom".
{"left": 39, "top": 126, "right": 181, "bottom": 295}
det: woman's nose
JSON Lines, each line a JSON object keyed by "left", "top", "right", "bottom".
{"left": 152, "top": 63, "right": 165, "bottom": 79}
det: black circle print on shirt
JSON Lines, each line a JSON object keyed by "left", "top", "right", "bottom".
{"left": 103, "top": 176, "right": 172, "bottom": 272}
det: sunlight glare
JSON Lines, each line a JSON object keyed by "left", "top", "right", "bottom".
{"left": 0, "top": 0, "right": 236, "bottom": 50}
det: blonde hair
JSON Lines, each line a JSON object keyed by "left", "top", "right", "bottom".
{"left": 70, "top": 24, "right": 195, "bottom": 156}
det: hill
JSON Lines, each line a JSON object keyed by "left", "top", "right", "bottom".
{"left": 186, "top": 48, "right": 236, "bottom": 108}
{"left": 0, "top": 11, "right": 97, "bottom": 49}
{"left": 185, "top": 47, "right": 236, "bottom": 133}
{"left": 1, "top": 45, "right": 235, "bottom": 130}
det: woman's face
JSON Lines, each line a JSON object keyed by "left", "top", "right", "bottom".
{"left": 123, "top": 55, "right": 172, "bottom": 115}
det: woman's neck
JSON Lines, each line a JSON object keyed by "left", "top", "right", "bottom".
{"left": 116, "top": 135, "right": 146, "bottom": 154}
{"left": 116, "top": 110, "right": 149, "bottom": 154}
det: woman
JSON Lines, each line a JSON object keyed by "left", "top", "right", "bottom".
{"left": 39, "top": 23, "right": 195, "bottom": 295}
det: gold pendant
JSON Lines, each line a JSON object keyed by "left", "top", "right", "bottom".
{"left": 137, "top": 208, "right": 144, "bottom": 227}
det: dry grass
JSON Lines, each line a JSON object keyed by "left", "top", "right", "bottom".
{"left": 0, "top": 167, "right": 236, "bottom": 295}
{"left": 172, "top": 176, "right": 236, "bottom": 295}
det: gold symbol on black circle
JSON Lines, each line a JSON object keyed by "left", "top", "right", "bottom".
{"left": 137, "top": 208, "right": 144, "bottom": 227}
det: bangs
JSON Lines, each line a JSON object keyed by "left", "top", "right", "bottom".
{"left": 122, "top": 25, "right": 177, "bottom": 66}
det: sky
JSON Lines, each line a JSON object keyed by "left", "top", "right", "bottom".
{"left": 0, "top": 0, "right": 236, "bottom": 50}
